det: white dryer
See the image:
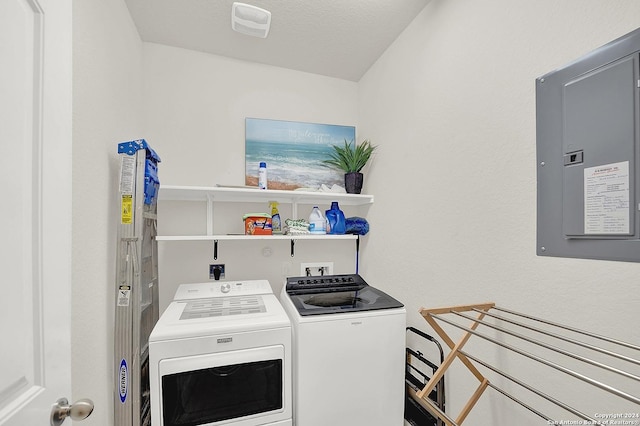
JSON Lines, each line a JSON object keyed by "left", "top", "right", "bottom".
{"left": 149, "top": 280, "right": 292, "bottom": 426}
{"left": 280, "top": 274, "right": 406, "bottom": 426}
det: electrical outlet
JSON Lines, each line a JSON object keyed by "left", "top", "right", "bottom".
{"left": 209, "top": 264, "right": 225, "bottom": 280}
{"left": 300, "top": 262, "right": 333, "bottom": 277}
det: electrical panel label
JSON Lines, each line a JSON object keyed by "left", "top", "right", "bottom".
{"left": 584, "top": 161, "right": 630, "bottom": 234}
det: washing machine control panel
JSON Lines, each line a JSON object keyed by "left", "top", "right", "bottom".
{"left": 285, "top": 273, "right": 365, "bottom": 294}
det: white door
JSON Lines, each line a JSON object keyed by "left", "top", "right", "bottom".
{"left": 0, "top": 0, "right": 83, "bottom": 424}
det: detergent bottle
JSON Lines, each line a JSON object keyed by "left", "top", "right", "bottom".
{"left": 270, "top": 201, "right": 282, "bottom": 234}
{"left": 325, "top": 201, "right": 346, "bottom": 234}
{"left": 308, "top": 206, "right": 326, "bottom": 234}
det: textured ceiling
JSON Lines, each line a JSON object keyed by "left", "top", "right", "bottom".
{"left": 124, "top": 0, "right": 430, "bottom": 82}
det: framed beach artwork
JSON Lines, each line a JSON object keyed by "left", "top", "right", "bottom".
{"left": 245, "top": 118, "right": 356, "bottom": 190}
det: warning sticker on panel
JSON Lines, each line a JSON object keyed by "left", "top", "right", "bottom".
{"left": 121, "top": 194, "right": 133, "bottom": 224}
{"left": 584, "top": 161, "right": 630, "bottom": 235}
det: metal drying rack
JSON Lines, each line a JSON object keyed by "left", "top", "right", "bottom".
{"left": 412, "top": 302, "right": 640, "bottom": 425}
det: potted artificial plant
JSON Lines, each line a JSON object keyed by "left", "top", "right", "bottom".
{"left": 323, "top": 139, "right": 377, "bottom": 194}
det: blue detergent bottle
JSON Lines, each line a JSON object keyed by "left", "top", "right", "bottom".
{"left": 325, "top": 201, "right": 346, "bottom": 234}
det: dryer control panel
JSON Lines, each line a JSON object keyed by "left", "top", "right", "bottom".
{"left": 173, "top": 279, "right": 273, "bottom": 300}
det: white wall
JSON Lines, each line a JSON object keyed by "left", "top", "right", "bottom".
{"left": 72, "top": 0, "right": 144, "bottom": 424}
{"left": 359, "top": 0, "right": 640, "bottom": 423}
{"left": 141, "top": 43, "right": 364, "bottom": 309}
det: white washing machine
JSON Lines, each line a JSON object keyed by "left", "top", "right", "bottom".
{"left": 149, "top": 280, "right": 292, "bottom": 426}
{"left": 280, "top": 274, "right": 406, "bottom": 426}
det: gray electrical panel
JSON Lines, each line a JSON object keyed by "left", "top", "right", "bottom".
{"left": 536, "top": 27, "right": 640, "bottom": 262}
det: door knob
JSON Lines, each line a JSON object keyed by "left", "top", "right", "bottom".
{"left": 50, "top": 397, "right": 94, "bottom": 426}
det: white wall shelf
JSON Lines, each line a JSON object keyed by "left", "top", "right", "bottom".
{"left": 156, "top": 234, "right": 358, "bottom": 241}
{"left": 158, "top": 185, "right": 374, "bottom": 206}
{"left": 156, "top": 185, "right": 372, "bottom": 258}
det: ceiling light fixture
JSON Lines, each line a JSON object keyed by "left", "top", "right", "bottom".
{"left": 231, "top": 2, "right": 271, "bottom": 39}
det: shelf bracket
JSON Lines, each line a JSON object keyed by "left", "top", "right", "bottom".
{"left": 355, "top": 235, "right": 360, "bottom": 274}
{"left": 290, "top": 239, "right": 295, "bottom": 257}
{"left": 206, "top": 194, "right": 214, "bottom": 235}
{"left": 213, "top": 239, "right": 218, "bottom": 260}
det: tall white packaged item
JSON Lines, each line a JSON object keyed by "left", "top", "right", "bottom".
{"left": 258, "top": 162, "right": 267, "bottom": 189}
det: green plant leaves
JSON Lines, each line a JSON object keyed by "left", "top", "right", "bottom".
{"left": 322, "top": 139, "right": 377, "bottom": 173}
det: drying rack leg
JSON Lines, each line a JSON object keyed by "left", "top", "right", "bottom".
{"left": 414, "top": 302, "right": 495, "bottom": 425}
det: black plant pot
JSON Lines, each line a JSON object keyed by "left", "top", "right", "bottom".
{"left": 345, "top": 172, "right": 364, "bottom": 194}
